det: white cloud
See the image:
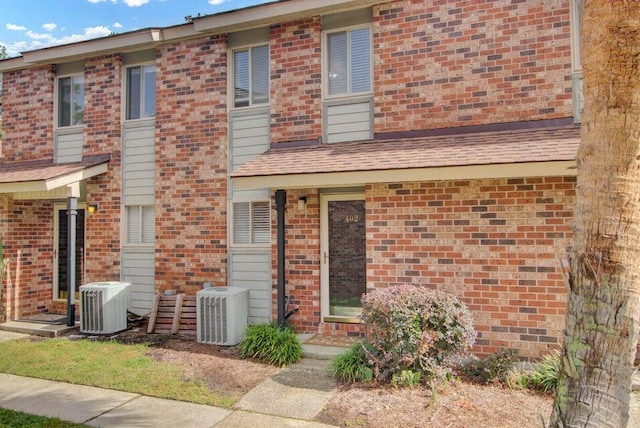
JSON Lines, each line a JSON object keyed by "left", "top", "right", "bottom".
{"left": 6, "top": 23, "right": 27, "bottom": 31}
{"left": 208, "top": 0, "right": 226, "bottom": 5}
{"left": 4, "top": 25, "right": 113, "bottom": 57}
{"left": 42, "top": 23, "right": 57, "bottom": 31}
{"left": 113, "top": 22, "right": 123, "bottom": 28}
{"left": 123, "top": 0, "right": 150, "bottom": 6}
{"left": 87, "top": 0, "right": 117, "bottom": 4}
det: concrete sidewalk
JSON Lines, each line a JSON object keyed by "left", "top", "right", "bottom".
{"left": 0, "top": 330, "right": 338, "bottom": 427}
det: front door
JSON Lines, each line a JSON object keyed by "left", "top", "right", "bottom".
{"left": 54, "top": 203, "right": 86, "bottom": 300}
{"left": 320, "top": 193, "right": 366, "bottom": 321}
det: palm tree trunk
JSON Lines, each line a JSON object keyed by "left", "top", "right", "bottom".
{"left": 550, "top": 1, "right": 640, "bottom": 427}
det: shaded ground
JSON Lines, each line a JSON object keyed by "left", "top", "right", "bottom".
{"left": 110, "top": 328, "right": 553, "bottom": 427}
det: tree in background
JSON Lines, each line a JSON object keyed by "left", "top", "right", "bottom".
{"left": 550, "top": 1, "right": 640, "bottom": 426}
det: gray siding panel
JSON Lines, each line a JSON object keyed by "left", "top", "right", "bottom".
{"left": 55, "top": 130, "right": 83, "bottom": 163}
{"left": 325, "top": 98, "right": 373, "bottom": 144}
{"left": 230, "top": 110, "right": 270, "bottom": 172}
{"left": 123, "top": 122, "right": 155, "bottom": 205}
{"left": 229, "top": 250, "right": 272, "bottom": 324}
{"left": 122, "top": 248, "right": 155, "bottom": 315}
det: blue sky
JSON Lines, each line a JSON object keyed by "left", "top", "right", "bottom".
{"left": 0, "top": 0, "right": 273, "bottom": 58}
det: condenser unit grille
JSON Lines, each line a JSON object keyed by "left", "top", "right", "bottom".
{"left": 81, "top": 289, "right": 104, "bottom": 333}
{"left": 196, "top": 287, "right": 249, "bottom": 346}
{"left": 200, "top": 295, "right": 229, "bottom": 344}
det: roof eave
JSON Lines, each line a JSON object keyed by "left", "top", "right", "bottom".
{"left": 231, "top": 160, "right": 578, "bottom": 190}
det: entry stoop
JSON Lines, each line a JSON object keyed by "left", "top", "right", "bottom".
{"left": 0, "top": 315, "right": 78, "bottom": 338}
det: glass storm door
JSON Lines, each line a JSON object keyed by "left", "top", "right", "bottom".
{"left": 321, "top": 193, "right": 366, "bottom": 321}
{"left": 54, "top": 204, "right": 86, "bottom": 300}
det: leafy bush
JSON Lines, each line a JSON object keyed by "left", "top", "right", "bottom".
{"left": 238, "top": 322, "right": 302, "bottom": 367}
{"left": 329, "top": 341, "right": 374, "bottom": 384}
{"left": 459, "top": 348, "right": 520, "bottom": 385}
{"left": 392, "top": 369, "right": 422, "bottom": 388}
{"left": 525, "top": 350, "right": 560, "bottom": 393}
{"left": 361, "top": 284, "right": 476, "bottom": 383}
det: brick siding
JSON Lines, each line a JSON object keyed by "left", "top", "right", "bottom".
{"left": 372, "top": 0, "right": 572, "bottom": 133}
{"left": 154, "top": 35, "right": 229, "bottom": 294}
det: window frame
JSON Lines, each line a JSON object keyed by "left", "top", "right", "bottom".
{"left": 124, "top": 63, "right": 156, "bottom": 121}
{"left": 124, "top": 205, "right": 155, "bottom": 246}
{"left": 229, "top": 43, "right": 270, "bottom": 110}
{"left": 55, "top": 73, "right": 84, "bottom": 129}
{"left": 323, "top": 23, "right": 373, "bottom": 99}
{"left": 231, "top": 200, "right": 271, "bottom": 247}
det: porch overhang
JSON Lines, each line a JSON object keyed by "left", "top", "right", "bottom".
{"left": 231, "top": 122, "right": 580, "bottom": 190}
{"left": 0, "top": 155, "right": 110, "bottom": 198}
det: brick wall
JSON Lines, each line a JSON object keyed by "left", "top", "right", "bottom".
{"left": 154, "top": 35, "right": 229, "bottom": 294}
{"left": 84, "top": 55, "right": 123, "bottom": 283}
{"left": 273, "top": 190, "right": 322, "bottom": 330}
{"left": 270, "top": 17, "right": 323, "bottom": 144}
{"left": 367, "top": 177, "right": 575, "bottom": 358}
{"left": 373, "top": 0, "right": 573, "bottom": 132}
{"left": 1, "top": 66, "right": 54, "bottom": 162}
{"left": 0, "top": 198, "right": 54, "bottom": 318}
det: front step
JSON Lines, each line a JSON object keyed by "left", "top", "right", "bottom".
{"left": 0, "top": 320, "right": 78, "bottom": 338}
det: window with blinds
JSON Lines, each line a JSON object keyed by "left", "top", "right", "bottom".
{"left": 126, "top": 205, "right": 155, "bottom": 245}
{"left": 326, "top": 26, "right": 371, "bottom": 96}
{"left": 233, "top": 201, "right": 270, "bottom": 245}
{"left": 233, "top": 44, "right": 269, "bottom": 108}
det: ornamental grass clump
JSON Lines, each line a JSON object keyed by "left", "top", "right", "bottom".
{"left": 361, "top": 284, "right": 476, "bottom": 384}
{"left": 238, "top": 322, "right": 302, "bottom": 367}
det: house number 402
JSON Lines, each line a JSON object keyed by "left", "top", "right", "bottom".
{"left": 344, "top": 215, "right": 360, "bottom": 223}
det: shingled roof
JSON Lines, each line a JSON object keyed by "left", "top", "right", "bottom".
{"left": 231, "top": 123, "right": 580, "bottom": 189}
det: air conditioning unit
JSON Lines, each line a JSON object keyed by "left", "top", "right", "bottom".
{"left": 80, "top": 281, "right": 131, "bottom": 334}
{"left": 197, "top": 286, "right": 249, "bottom": 346}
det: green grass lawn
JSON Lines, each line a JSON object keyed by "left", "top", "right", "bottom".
{"left": 0, "top": 338, "right": 234, "bottom": 408}
{"left": 0, "top": 408, "right": 88, "bottom": 428}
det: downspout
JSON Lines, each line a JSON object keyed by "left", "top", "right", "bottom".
{"left": 66, "top": 184, "right": 79, "bottom": 327}
{"left": 275, "top": 189, "right": 286, "bottom": 326}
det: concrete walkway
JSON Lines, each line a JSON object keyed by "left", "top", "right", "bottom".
{"left": 0, "top": 330, "right": 338, "bottom": 427}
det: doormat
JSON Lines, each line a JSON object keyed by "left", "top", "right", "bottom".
{"left": 304, "top": 334, "right": 361, "bottom": 348}
{"left": 18, "top": 314, "right": 68, "bottom": 325}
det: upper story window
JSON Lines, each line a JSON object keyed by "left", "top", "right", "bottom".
{"left": 57, "top": 74, "right": 84, "bottom": 127}
{"left": 570, "top": 0, "right": 583, "bottom": 122}
{"left": 232, "top": 45, "right": 269, "bottom": 108}
{"left": 326, "top": 26, "right": 372, "bottom": 97}
{"left": 126, "top": 64, "right": 156, "bottom": 120}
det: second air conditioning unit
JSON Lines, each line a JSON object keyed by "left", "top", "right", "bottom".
{"left": 196, "top": 286, "right": 249, "bottom": 346}
{"left": 80, "top": 281, "right": 131, "bottom": 334}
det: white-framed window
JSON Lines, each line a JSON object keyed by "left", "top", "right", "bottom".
{"left": 126, "top": 64, "right": 156, "bottom": 120}
{"left": 232, "top": 201, "right": 270, "bottom": 245}
{"left": 126, "top": 205, "right": 155, "bottom": 245}
{"left": 232, "top": 44, "right": 269, "bottom": 108}
{"left": 325, "top": 25, "right": 372, "bottom": 97}
{"left": 57, "top": 74, "right": 84, "bottom": 127}
{"left": 570, "top": 0, "right": 583, "bottom": 122}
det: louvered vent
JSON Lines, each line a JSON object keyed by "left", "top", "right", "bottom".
{"left": 196, "top": 287, "right": 249, "bottom": 346}
{"left": 80, "top": 282, "right": 131, "bottom": 334}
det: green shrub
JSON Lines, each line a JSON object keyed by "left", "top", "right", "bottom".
{"left": 238, "top": 322, "right": 302, "bottom": 367}
{"left": 392, "top": 369, "right": 422, "bottom": 388}
{"left": 459, "top": 348, "right": 520, "bottom": 385}
{"left": 525, "top": 350, "right": 560, "bottom": 393}
{"left": 329, "top": 341, "right": 374, "bottom": 384}
{"left": 361, "top": 284, "right": 476, "bottom": 383}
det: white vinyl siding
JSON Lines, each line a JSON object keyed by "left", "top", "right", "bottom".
{"left": 326, "top": 26, "right": 371, "bottom": 96}
{"left": 126, "top": 64, "right": 156, "bottom": 120}
{"left": 57, "top": 74, "right": 84, "bottom": 127}
{"left": 232, "top": 201, "right": 270, "bottom": 245}
{"left": 229, "top": 110, "right": 270, "bottom": 171}
{"left": 54, "top": 128, "right": 83, "bottom": 163}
